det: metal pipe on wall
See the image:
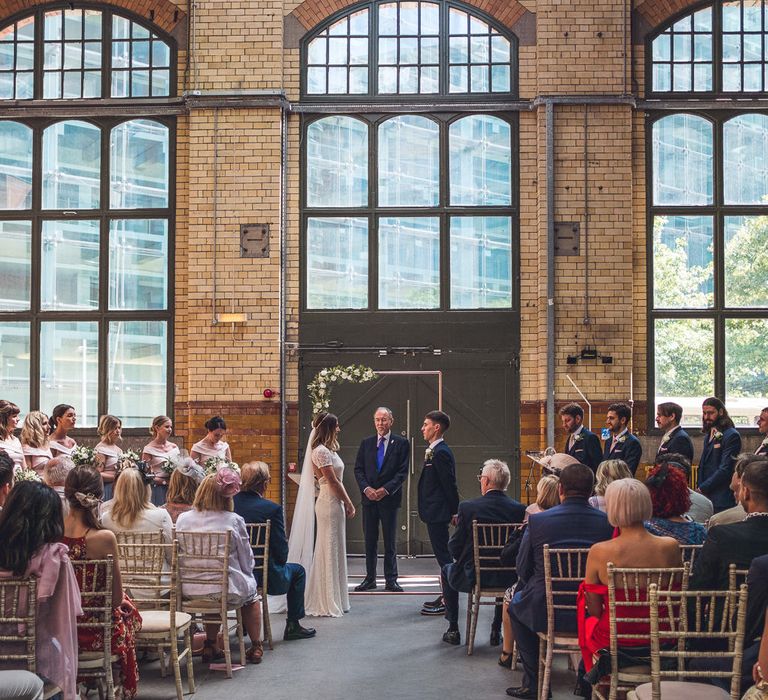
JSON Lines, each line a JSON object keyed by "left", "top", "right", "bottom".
{"left": 279, "top": 104, "right": 289, "bottom": 512}
{"left": 546, "top": 100, "right": 556, "bottom": 447}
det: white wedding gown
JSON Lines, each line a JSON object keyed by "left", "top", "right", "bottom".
{"left": 305, "top": 445, "right": 350, "bottom": 617}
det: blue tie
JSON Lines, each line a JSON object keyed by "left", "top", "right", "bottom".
{"left": 376, "top": 436, "right": 385, "bottom": 472}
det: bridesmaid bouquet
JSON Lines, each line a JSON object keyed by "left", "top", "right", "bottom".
{"left": 14, "top": 467, "right": 42, "bottom": 483}
{"left": 204, "top": 457, "right": 241, "bottom": 477}
{"left": 71, "top": 445, "right": 96, "bottom": 466}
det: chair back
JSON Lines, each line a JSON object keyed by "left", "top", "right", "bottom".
{"left": 727, "top": 563, "right": 749, "bottom": 593}
{"left": 679, "top": 544, "right": 702, "bottom": 569}
{"left": 117, "top": 539, "right": 178, "bottom": 614}
{"left": 175, "top": 530, "right": 231, "bottom": 604}
{"left": 0, "top": 576, "right": 37, "bottom": 673}
{"left": 543, "top": 546, "right": 591, "bottom": 634}
{"left": 472, "top": 521, "right": 523, "bottom": 591}
{"left": 245, "top": 522, "right": 270, "bottom": 593}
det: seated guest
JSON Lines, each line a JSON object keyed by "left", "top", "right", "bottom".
{"left": 655, "top": 453, "right": 713, "bottom": 524}
{"left": 233, "top": 461, "right": 316, "bottom": 641}
{"left": 746, "top": 613, "right": 768, "bottom": 699}
{"left": 439, "top": 459, "right": 526, "bottom": 646}
{"left": 735, "top": 553, "right": 768, "bottom": 695}
{"left": 176, "top": 470, "right": 264, "bottom": 664}
{"left": 62, "top": 466, "right": 141, "bottom": 698}
{"left": 0, "top": 482, "right": 82, "bottom": 700}
{"left": 507, "top": 463, "right": 614, "bottom": 699}
{"left": 162, "top": 458, "right": 204, "bottom": 524}
{"left": 43, "top": 456, "right": 75, "bottom": 500}
{"left": 589, "top": 460, "right": 632, "bottom": 512}
{"left": 0, "top": 452, "right": 13, "bottom": 510}
{"left": 707, "top": 453, "right": 759, "bottom": 528}
{"left": 644, "top": 463, "right": 706, "bottom": 544}
{"left": 20, "top": 411, "right": 52, "bottom": 475}
{"left": 524, "top": 473, "right": 560, "bottom": 522}
{"left": 0, "top": 670, "right": 45, "bottom": 700}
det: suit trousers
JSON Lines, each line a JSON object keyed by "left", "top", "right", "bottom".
{"left": 267, "top": 563, "right": 307, "bottom": 622}
{"left": 441, "top": 563, "right": 472, "bottom": 626}
{"left": 426, "top": 521, "right": 452, "bottom": 568}
{"left": 509, "top": 606, "right": 540, "bottom": 689}
{"left": 362, "top": 502, "right": 399, "bottom": 582}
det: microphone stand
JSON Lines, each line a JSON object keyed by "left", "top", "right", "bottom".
{"left": 523, "top": 451, "right": 543, "bottom": 505}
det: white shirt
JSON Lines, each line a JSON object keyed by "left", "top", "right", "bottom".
{"left": 611, "top": 428, "right": 628, "bottom": 449}
{"left": 429, "top": 438, "right": 444, "bottom": 450}
{"left": 569, "top": 425, "right": 584, "bottom": 450}
{"left": 376, "top": 431, "right": 391, "bottom": 451}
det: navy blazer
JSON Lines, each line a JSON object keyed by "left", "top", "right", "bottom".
{"left": 417, "top": 441, "right": 460, "bottom": 524}
{"left": 564, "top": 428, "right": 603, "bottom": 473}
{"left": 232, "top": 491, "right": 293, "bottom": 596}
{"left": 353, "top": 433, "right": 410, "bottom": 509}
{"left": 656, "top": 425, "right": 694, "bottom": 463}
{"left": 448, "top": 490, "right": 526, "bottom": 586}
{"left": 698, "top": 426, "right": 742, "bottom": 510}
{"left": 511, "top": 497, "right": 613, "bottom": 633}
{"left": 603, "top": 432, "right": 643, "bottom": 476}
{"left": 746, "top": 554, "right": 768, "bottom": 645}
{"left": 756, "top": 440, "right": 768, "bottom": 457}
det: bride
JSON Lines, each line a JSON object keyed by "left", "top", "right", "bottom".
{"left": 294, "top": 412, "right": 356, "bottom": 617}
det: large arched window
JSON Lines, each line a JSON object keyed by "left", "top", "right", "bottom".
{"left": 648, "top": 2, "right": 768, "bottom": 427}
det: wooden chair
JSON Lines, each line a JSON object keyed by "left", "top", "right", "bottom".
{"left": 592, "top": 563, "right": 690, "bottom": 700}
{"left": 70, "top": 556, "right": 117, "bottom": 700}
{"left": 627, "top": 584, "right": 748, "bottom": 700}
{"left": 0, "top": 576, "right": 61, "bottom": 699}
{"left": 116, "top": 539, "right": 195, "bottom": 700}
{"left": 246, "top": 522, "right": 272, "bottom": 650}
{"left": 679, "top": 544, "right": 702, "bottom": 570}
{"left": 175, "top": 530, "right": 245, "bottom": 678}
{"left": 537, "top": 546, "right": 592, "bottom": 700}
{"left": 465, "top": 521, "right": 523, "bottom": 655}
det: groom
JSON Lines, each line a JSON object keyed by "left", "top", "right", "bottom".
{"left": 353, "top": 407, "right": 410, "bottom": 592}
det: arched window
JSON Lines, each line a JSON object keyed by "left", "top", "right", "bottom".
{"left": 648, "top": 2, "right": 768, "bottom": 426}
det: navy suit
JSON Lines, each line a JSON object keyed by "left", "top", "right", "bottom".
{"left": 656, "top": 425, "right": 694, "bottom": 463}
{"left": 233, "top": 490, "right": 307, "bottom": 622}
{"left": 418, "top": 441, "right": 460, "bottom": 568}
{"left": 756, "top": 439, "right": 768, "bottom": 456}
{"left": 564, "top": 428, "right": 603, "bottom": 473}
{"left": 698, "top": 426, "right": 742, "bottom": 512}
{"left": 603, "top": 431, "right": 643, "bottom": 476}
{"left": 510, "top": 497, "right": 614, "bottom": 689}
{"left": 441, "top": 490, "right": 526, "bottom": 625}
{"left": 354, "top": 432, "right": 410, "bottom": 582}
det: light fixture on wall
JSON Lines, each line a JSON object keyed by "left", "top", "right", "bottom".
{"left": 566, "top": 346, "right": 613, "bottom": 365}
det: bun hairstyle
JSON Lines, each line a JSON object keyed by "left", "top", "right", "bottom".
{"left": 311, "top": 412, "right": 339, "bottom": 451}
{"left": 150, "top": 415, "right": 172, "bottom": 437}
{"left": 49, "top": 404, "right": 75, "bottom": 433}
{"left": 204, "top": 416, "right": 227, "bottom": 433}
{"left": 64, "top": 465, "right": 104, "bottom": 530}
{"left": 97, "top": 414, "right": 122, "bottom": 439}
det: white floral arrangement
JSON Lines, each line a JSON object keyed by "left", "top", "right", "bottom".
{"left": 204, "top": 457, "right": 241, "bottom": 477}
{"left": 160, "top": 454, "right": 181, "bottom": 476}
{"left": 117, "top": 449, "right": 143, "bottom": 473}
{"left": 71, "top": 445, "right": 95, "bottom": 466}
{"left": 14, "top": 467, "right": 42, "bottom": 483}
{"left": 307, "top": 364, "right": 377, "bottom": 416}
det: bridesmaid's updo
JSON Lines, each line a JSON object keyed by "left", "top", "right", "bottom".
{"left": 204, "top": 416, "right": 227, "bottom": 433}
{"left": 49, "top": 404, "right": 75, "bottom": 433}
{"left": 311, "top": 413, "right": 339, "bottom": 451}
{"left": 150, "top": 415, "right": 172, "bottom": 437}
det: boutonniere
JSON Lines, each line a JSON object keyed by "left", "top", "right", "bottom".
{"left": 574, "top": 433, "right": 584, "bottom": 442}
{"left": 661, "top": 434, "right": 671, "bottom": 444}
{"left": 761, "top": 436, "right": 768, "bottom": 447}
{"left": 617, "top": 435, "right": 627, "bottom": 444}
{"left": 713, "top": 431, "right": 723, "bottom": 442}
{"left": 425, "top": 448, "right": 434, "bottom": 460}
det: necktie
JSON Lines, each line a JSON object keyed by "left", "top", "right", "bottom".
{"left": 376, "top": 436, "right": 385, "bottom": 472}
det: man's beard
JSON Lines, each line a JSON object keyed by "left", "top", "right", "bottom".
{"left": 702, "top": 419, "right": 714, "bottom": 431}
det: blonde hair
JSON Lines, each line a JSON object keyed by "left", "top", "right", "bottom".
{"left": 241, "top": 461, "right": 270, "bottom": 493}
{"left": 535, "top": 475, "right": 561, "bottom": 511}
{"left": 109, "top": 468, "right": 152, "bottom": 529}
{"left": 166, "top": 468, "right": 198, "bottom": 505}
{"left": 20, "top": 411, "right": 49, "bottom": 449}
{"left": 594, "top": 459, "right": 632, "bottom": 496}
{"left": 605, "top": 478, "right": 652, "bottom": 529}
{"left": 311, "top": 413, "right": 339, "bottom": 451}
{"left": 193, "top": 474, "right": 233, "bottom": 512}
{"left": 0, "top": 400, "right": 20, "bottom": 440}
{"left": 149, "top": 415, "right": 171, "bottom": 437}
{"left": 97, "top": 415, "right": 122, "bottom": 442}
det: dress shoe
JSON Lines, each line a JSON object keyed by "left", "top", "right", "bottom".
{"left": 420, "top": 604, "right": 446, "bottom": 615}
{"left": 354, "top": 578, "right": 378, "bottom": 592}
{"left": 385, "top": 581, "right": 403, "bottom": 592}
{"left": 490, "top": 628, "right": 501, "bottom": 646}
{"left": 245, "top": 642, "right": 263, "bottom": 664}
{"left": 498, "top": 652, "right": 514, "bottom": 669}
{"left": 422, "top": 596, "right": 443, "bottom": 608}
{"left": 442, "top": 629, "right": 461, "bottom": 645}
{"left": 505, "top": 687, "right": 536, "bottom": 699}
{"left": 201, "top": 640, "right": 224, "bottom": 663}
{"left": 283, "top": 621, "right": 317, "bottom": 641}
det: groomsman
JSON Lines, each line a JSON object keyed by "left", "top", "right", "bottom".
{"left": 603, "top": 403, "right": 643, "bottom": 476}
{"left": 559, "top": 403, "right": 602, "bottom": 473}
{"left": 655, "top": 402, "right": 694, "bottom": 462}
{"left": 697, "top": 397, "right": 742, "bottom": 513}
{"left": 353, "top": 407, "right": 410, "bottom": 592}
{"left": 418, "top": 410, "right": 459, "bottom": 616}
{"left": 756, "top": 407, "right": 768, "bottom": 456}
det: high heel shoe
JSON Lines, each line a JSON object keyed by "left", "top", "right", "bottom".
{"left": 202, "top": 640, "right": 224, "bottom": 663}
{"left": 246, "top": 641, "right": 264, "bottom": 664}
{"left": 498, "top": 651, "right": 514, "bottom": 668}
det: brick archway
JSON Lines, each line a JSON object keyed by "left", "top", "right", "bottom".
{"left": 635, "top": 0, "right": 704, "bottom": 32}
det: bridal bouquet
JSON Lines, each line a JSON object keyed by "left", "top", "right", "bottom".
{"left": 14, "top": 467, "right": 42, "bottom": 483}
{"left": 204, "top": 457, "right": 241, "bottom": 477}
{"left": 71, "top": 445, "right": 96, "bottom": 466}
{"left": 159, "top": 454, "right": 181, "bottom": 476}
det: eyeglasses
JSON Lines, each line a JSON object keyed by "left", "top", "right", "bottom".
{"left": 476, "top": 473, "right": 487, "bottom": 482}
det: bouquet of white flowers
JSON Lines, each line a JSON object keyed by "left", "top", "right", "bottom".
{"left": 203, "top": 457, "right": 241, "bottom": 477}
{"left": 71, "top": 445, "right": 95, "bottom": 466}
{"left": 14, "top": 467, "right": 42, "bottom": 483}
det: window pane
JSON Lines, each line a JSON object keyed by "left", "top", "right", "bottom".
{"left": 724, "top": 216, "right": 768, "bottom": 307}
{"left": 40, "top": 322, "right": 98, "bottom": 427}
{"left": 652, "top": 215, "right": 713, "bottom": 309}
{"left": 449, "top": 115, "right": 511, "bottom": 205}
{"left": 110, "top": 119, "right": 169, "bottom": 208}
{"left": 0, "top": 220, "right": 31, "bottom": 310}
{"left": 0, "top": 322, "right": 30, "bottom": 410}
{"left": 450, "top": 216, "right": 512, "bottom": 308}
{"left": 42, "top": 120, "right": 101, "bottom": 209}
{"left": 724, "top": 114, "right": 768, "bottom": 204}
{"left": 307, "top": 117, "right": 368, "bottom": 207}
{"left": 306, "top": 217, "right": 368, "bottom": 308}
{"left": 40, "top": 220, "right": 100, "bottom": 310}
{"left": 725, "top": 318, "right": 768, "bottom": 425}
{"left": 652, "top": 114, "right": 713, "bottom": 205}
{"left": 378, "top": 115, "right": 439, "bottom": 206}
{"left": 108, "top": 320, "right": 167, "bottom": 427}
{"left": 0, "top": 121, "right": 32, "bottom": 209}
{"left": 109, "top": 219, "right": 168, "bottom": 310}
{"left": 378, "top": 216, "right": 439, "bottom": 309}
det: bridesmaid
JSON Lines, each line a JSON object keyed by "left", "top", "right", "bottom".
{"left": 94, "top": 415, "right": 122, "bottom": 501}
{"left": 49, "top": 405, "right": 78, "bottom": 458}
{"left": 190, "top": 416, "right": 232, "bottom": 466}
{"left": 0, "top": 400, "right": 23, "bottom": 471}
{"left": 141, "top": 415, "right": 180, "bottom": 506}
{"left": 21, "top": 411, "right": 53, "bottom": 475}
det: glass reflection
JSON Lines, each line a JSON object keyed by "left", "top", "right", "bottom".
{"left": 0, "top": 322, "right": 30, "bottom": 410}
{"left": 724, "top": 216, "right": 768, "bottom": 308}
{"left": 0, "top": 121, "right": 32, "bottom": 210}
{"left": 42, "top": 120, "right": 101, "bottom": 209}
{"left": 724, "top": 114, "right": 768, "bottom": 204}
{"left": 0, "top": 221, "right": 31, "bottom": 310}
{"left": 109, "top": 219, "right": 168, "bottom": 310}
{"left": 110, "top": 119, "right": 169, "bottom": 208}
{"left": 725, "top": 318, "right": 768, "bottom": 425}
{"left": 40, "top": 220, "right": 100, "bottom": 310}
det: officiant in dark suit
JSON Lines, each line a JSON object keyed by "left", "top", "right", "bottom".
{"left": 353, "top": 407, "right": 410, "bottom": 592}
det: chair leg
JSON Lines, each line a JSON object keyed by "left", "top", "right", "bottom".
{"left": 159, "top": 645, "right": 167, "bottom": 677}
{"left": 468, "top": 595, "right": 480, "bottom": 656}
{"left": 512, "top": 640, "right": 518, "bottom": 671}
{"left": 236, "top": 607, "right": 246, "bottom": 666}
{"left": 537, "top": 636, "right": 545, "bottom": 700}
{"left": 262, "top": 595, "right": 273, "bottom": 650}
{"left": 221, "top": 615, "right": 233, "bottom": 679}
{"left": 170, "top": 638, "right": 183, "bottom": 700}
{"left": 540, "top": 637, "right": 554, "bottom": 700}
{"left": 183, "top": 627, "right": 196, "bottom": 694}
{"left": 464, "top": 591, "right": 472, "bottom": 648}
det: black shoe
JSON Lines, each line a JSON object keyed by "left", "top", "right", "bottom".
{"left": 490, "top": 628, "right": 501, "bottom": 646}
{"left": 354, "top": 578, "right": 377, "bottom": 592}
{"left": 283, "top": 621, "right": 317, "bottom": 641}
{"left": 385, "top": 581, "right": 403, "bottom": 592}
{"left": 442, "top": 628, "right": 460, "bottom": 645}
{"left": 498, "top": 652, "right": 514, "bottom": 668}
{"left": 420, "top": 604, "right": 446, "bottom": 615}
{"left": 422, "top": 596, "right": 443, "bottom": 608}
{"left": 505, "top": 688, "right": 537, "bottom": 699}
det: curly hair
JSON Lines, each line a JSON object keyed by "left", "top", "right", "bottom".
{"left": 20, "top": 411, "right": 49, "bottom": 449}
{"left": 645, "top": 463, "right": 691, "bottom": 519}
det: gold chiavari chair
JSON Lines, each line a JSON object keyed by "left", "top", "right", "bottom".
{"left": 246, "top": 522, "right": 272, "bottom": 650}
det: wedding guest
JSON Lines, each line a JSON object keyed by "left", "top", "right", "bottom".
{"left": 698, "top": 397, "right": 742, "bottom": 513}
{"left": 602, "top": 403, "right": 642, "bottom": 476}
{"left": 48, "top": 405, "right": 77, "bottom": 459}
{"left": 0, "top": 482, "right": 82, "bottom": 700}
{"left": 94, "top": 415, "right": 123, "bottom": 501}
{"left": 190, "top": 416, "right": 231, "bottom": 466}
{"left": 0, "top": 671, "right": 45, "bottom": 700}
{"left": 141, "top": 415, "right": 180, "bottom": 506}
{"left": 589, "top": 459, "right": 632, "bottom": 512}
{"left": 524, "top": 474, "right": 560, "bottom": 521}
{"left": 707, "top": 453, "right": 759, "bottom": 528}
{"left": 162, "top": 458, "right": 204, "bottom": 524}
{"left": 0, "top": 452, "right": 12, "bottom": 510}
{"left": 62, "top": 466, "right": 141, "bottom": 698}
{"left": 655, "top": 453, "right": 713, "bottom": 524}
{"left": 655, "top": 401, "right": 694, "bottom": 462}
{"left": 560, "top": 403, "right": 603, "bottom": 473}
{"left": 644, "top": 463, "right": 706, "bottom": 544}
{"left": 747, "top": 613, "right": 768, "bottom": 697}
{"left": 0, "top": 401, "right": 23, "bottom": 471}
{"left": 176, "top": 469, "right": 264, "bottom": 664}
{"left": 20, "top": 411, "right": 52, "bottom": 475}
{"left": 43, "top": 456, "right": 75, "bottom": 510}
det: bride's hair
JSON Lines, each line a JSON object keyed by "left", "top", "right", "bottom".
{"left": 311, "top": 413, "right": 339, "bottom": 451}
